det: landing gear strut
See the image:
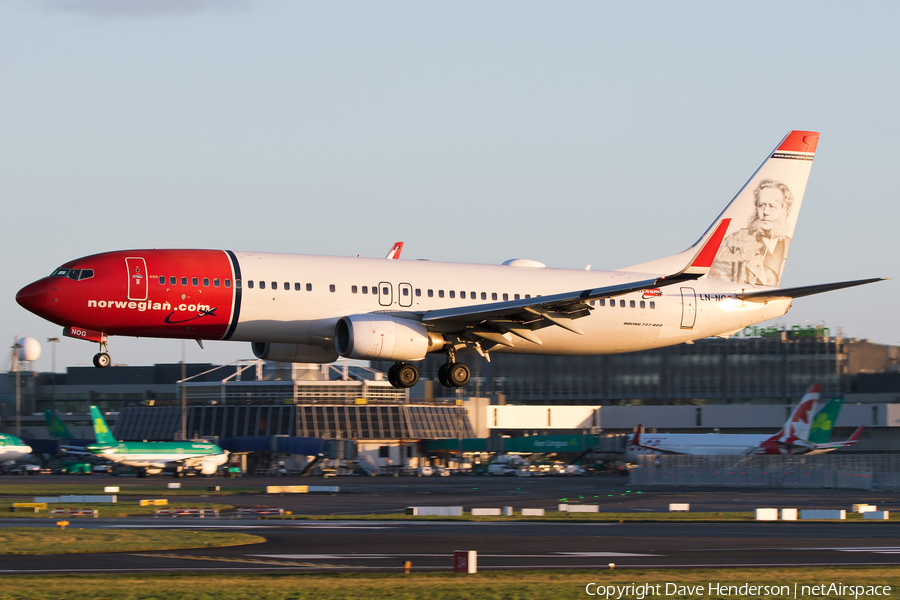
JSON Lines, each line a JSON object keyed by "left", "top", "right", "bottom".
{"left": 92, "top": 340, "right": 111, "bottom": 368}
{"left": 388, "top": 362, "right": 419, "bottom": 389}
{"left": 438, "top": 349, "right": 470, "bottom": 388}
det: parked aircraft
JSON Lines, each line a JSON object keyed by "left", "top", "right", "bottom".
{"left": 86, "top": 406, "right": 228, "bottom": 477}
{"left": 625, "top": 385, "right": 864, "bottom": 458}
{"left": 16, "top": 131, "right": 884, "bottom": 388}
{"left": 0, "top": 434, "right": 32, "bottom": 465}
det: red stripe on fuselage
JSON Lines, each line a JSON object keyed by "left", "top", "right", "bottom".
{"left": 32, "top": 250, "right": 235, "bottom": 340}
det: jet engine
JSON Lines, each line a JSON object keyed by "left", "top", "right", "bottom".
{"left": 251, "top": 342, "right": 339, "bottom": 363}
{"left": 334, "top": 315, "right": 443, "bottom": 361}
{"left": 199, "top": 460, "right": 219, "bottom": 475}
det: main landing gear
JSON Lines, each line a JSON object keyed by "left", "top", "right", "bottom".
{"left": 92, "top": 340, "right": 112, "bottom": 369}
{"left": 388, "top": 362, "right": 420, "bottom": 389}
{"left": 438, "top": 348, "right": 470, "bottom": 388}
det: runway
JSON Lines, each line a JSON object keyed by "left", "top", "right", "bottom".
{"left": 3, "top": 518, "right": 900, "bottom": 573}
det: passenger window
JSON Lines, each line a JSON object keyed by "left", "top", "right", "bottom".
{"left": 382, "top": 286, "right": 388, "bottom": 295}
{"left": 192, "top": 277, "right": 199, "bottom": 286}
{"left": 439, "top": 290, "right": 444, "bottom": 298}
{"left": 470, "top": 291, "right": 475, "bottom": 298}
{"left": 284, "top": 282, "right": 289, "bottom": 291}
{"left": 181, "top": 277, "right": 187, "bottom": 286}
{"left": 460, "top": 291, "right": 466, "bottom": 299}
{"left": 330, "top": 284, "right": 336, "bottom": 293}
{"left": 503, "top": 293, "right": 508, "bottom": 301}
{"left": 589, "top": 300, "right": 595, "bottom": 306}
{"left": 402, "top": 288, "right": 409, "bottom": 296}
{"left": 352, "top": 285, "right": 358, "bottom": 294}
{"left": 428, "top": 289, "right": 434, "bottom": 297}
{"left": 362, "top": 286, "right": 368, "bottom": 294}
{"left": 260, "top": 281, "right": 265, "bottom": 290}
{"left": 640, "top": 300, "right": 646, "bottom": 308}
{"left": 630, "top": 300, "right": 635, "bottom": 308}
{"left": 650, "top": 301, "right": 655, "bottom": 309}
{"left": 214, "top": 279, "right": 220, "bottom": 287}
{"left": 203, "top": 278, "right": 210, "bottom": 287}
{"left": 610, "top": 299, "right": 615, "bottom": 307}
{"left": 271, "top": 281, "right": 276, "bottom": 290}
{"left": 226, "top": 280, "right": 232, "bottom": 288}
{"left": 525, "top": 294, "right": 531, "bottom": 299}
{"left": 514, "top": 294, "right": 520, "bottom": 300}
{"left": 620, "top": 299, "right": 625, "bottom": 307}
{"left": 492, "top": 293, "right": 498, "bottom": 300}
{"left": 294, "top": 283, "right": 300, "bottom": 291}
{"left": 415, "top": 289, "right": 421, "bottom": 297}
{"left": 307, "top": 283, "right": 312, "bottom": 291}
{"left": 449, "top": 291, "right": 455, "bottom": 299}
{"left": 599, "top": 299, "right": 605, "bottom": 307}
{"left": 481, "top": 292, "right": 487, "bottom": 300}
{"left": 158, "top": 276, "right": 165, "bottom": 285}
{"left": 170, "top": 276, "right": 176, "bottom": 285}
{"left": 247, "top": 280, "right": 254, "bottom": 289}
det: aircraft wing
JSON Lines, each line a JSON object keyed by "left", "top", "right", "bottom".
{"left": 417, "top": 219, "right": 732, "bottom": 344}
{"left": 736, "top": 278, "right": 886, "bottom": 302}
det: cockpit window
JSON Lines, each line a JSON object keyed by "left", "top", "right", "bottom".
{"left": 56, "top": 269, "right": 94, "bottom": 281}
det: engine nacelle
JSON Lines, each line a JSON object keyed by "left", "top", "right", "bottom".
{"left": 251, "top": 342, "right": 339, "bottom": 363}
{"left": 199, "top": 460, "right": 218, "bottom": 475}
{"left": 334, "top": 315, "right": 442, "bottom": 361}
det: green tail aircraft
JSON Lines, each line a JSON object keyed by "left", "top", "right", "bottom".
{"left": 808, "top": 398, "right": 843, "bottom": 445}
{"left": 87, "top": 406, "right": 228, "bottom": 477}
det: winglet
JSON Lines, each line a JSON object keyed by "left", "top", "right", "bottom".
{"left": 846, "top": 425, "right": 865, "bottom": 444}
{"left": 385, "top": 242, "right": 404, "bottom": 260}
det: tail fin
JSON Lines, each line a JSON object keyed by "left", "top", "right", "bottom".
{"left": 89, "top": 405, "right": 118, "bottom": 446}
{"left": 45, "top": 410, "right": 74, "bottom": 440}
{"left": 808, "top": 398, "right": 843, "bottom": 444}
{"left": 623, "top": 130, "right": 818, "bottom": 288}
{"left": 766, "top": 384, "right": 821, "bottom": 445}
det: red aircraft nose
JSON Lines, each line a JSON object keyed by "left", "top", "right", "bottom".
{"left": 16, "top": 280, "right": 50, "bottom": 316}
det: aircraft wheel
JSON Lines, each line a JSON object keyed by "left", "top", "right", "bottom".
{"left": 93, "top": 353, "right": 111, "bottom": 368}
{"left": 447, "top": 362, "right": 470, "bottom": 387}
{"left": 438, "top": 363, "right": 450, "bottom": 387}
{"left": 387, "top": 363, "right": 400, "bottom": 387}
{"left": 395, "top": 363, "right": 419, "bottom": 388}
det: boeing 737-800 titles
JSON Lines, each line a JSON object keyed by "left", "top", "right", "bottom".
{"left": 16, "top": 131, "right": 884, "bottom": 389}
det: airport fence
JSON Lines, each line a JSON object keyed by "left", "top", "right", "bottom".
{"left": 631, "top": 454, "right": 900, "bottom": 490}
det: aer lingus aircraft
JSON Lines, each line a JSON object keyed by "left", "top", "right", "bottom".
{"left": 86, "top": 406, "right": 228, "bottom": 477}
{"left": 0, "top": 434, "right": 32, "bottom": 465}
{"left": 15, "top": 131, "right": 884, "bottom": 388}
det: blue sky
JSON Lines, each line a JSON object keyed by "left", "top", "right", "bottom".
{"left": 2, "top": 1, "right": 897, "bottom": 371}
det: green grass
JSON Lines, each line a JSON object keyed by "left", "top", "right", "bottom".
{"left": 0, "top": 528, "right": 264, "bottom": 555}
{"left": 270, "top": 510, "right": 900, "bottom": 522}
{"left": 0, "top": 568, "right": 898, "bottom": 599}
{"left": 0, "top": 483, "right": 263, "bottom": 497}
{"left": 0, "top": 500, "right": 234, "bottom": 518}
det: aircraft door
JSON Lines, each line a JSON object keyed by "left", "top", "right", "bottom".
{"left": 378, "top": 282, "right": 393, "bottom": 307}
{"left": 680, "top": 287, "right": 697, "bottom": 329}
{"left": 398, "top": 283, "right": 413, "bottom": 307}
{"left": 125, "top": 257, "right": 149, "bottom": 301}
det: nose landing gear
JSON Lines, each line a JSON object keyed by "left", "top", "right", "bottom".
{"left": 92, "top": 340, "right": 111, "bottom": 369}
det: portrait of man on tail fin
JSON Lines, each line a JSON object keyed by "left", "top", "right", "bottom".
{"left": 709, "top": 180, "right": 793, "bottom": 287}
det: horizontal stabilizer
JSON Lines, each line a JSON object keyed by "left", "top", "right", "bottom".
{"left": 736, "top": 278, "right": 887, "bottom": 302}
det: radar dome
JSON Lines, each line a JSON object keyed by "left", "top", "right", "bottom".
{"left": 17, "top": 337, "right": 41, "bottom": 362}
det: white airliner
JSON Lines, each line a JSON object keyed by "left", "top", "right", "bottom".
{"left": 625, "top": 385, "right": 865, "bottom": 458}
{"left": 0, "top": 434, "right": 33, "bottom": 465}
{"left": 16, "top": 130, "right": 884, "bottom": 388}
